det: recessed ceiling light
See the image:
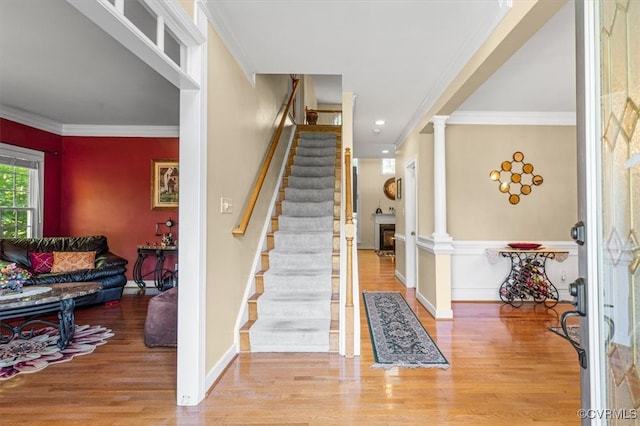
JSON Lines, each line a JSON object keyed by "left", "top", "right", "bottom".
{"left": 374, "top": 120, "right": 386, "bottom": 126}
{"left": 382, "top": 150, "right": 389, "bottom": 154}
{"left": 372, "top": 128, "right": 382, "bottom": 134}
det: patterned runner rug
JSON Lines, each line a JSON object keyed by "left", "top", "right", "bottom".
{"left": 363, "top": 291, "right": 449, "bottom": 369}
{"left": 0, "top": 324, "right": 113, "bottom": 380}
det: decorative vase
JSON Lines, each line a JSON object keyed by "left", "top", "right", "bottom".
{"left": 306, "top": 110, "right": 318, "bottom": 125}
{"left": 0, "top": 279, "right": 24, "bottom": 296}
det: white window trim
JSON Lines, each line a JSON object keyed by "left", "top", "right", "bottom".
{"left": 381, "top": 158, "right": 395, "bottom": 175}
{"left": 0, "top": 143, "right": 45, "bottom": 238}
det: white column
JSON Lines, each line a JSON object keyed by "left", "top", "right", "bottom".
{"left": 432, "top": 115, "right": 452, "bottom": 243}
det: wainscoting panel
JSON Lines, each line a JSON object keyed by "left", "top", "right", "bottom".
{"left": 450, "top": 241, "right": 578, "bottom": 302}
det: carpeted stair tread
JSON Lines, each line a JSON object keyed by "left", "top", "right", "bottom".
{"left": 262, "top": 270, "right": 332, "bottom": 292}
{"left": 299, "top": 131, "right": 338, "bottom": 140}
{"left": 277, "top": 216, "right": 334, "bottom": 232}
{"left": 293, "top": 155, "right": 336, "bottom": 167}
{"left": 284, "top": 187, "right": 334, "bottom": 202}
{"left": 281, "top": 200, "right": 334, "bottom": 217}
{"left": 287, "top": 176, "right": 335, "bottom": 189}
{"left": 268, "top": 249, "right": 332, "bottom": 271}
{"left": 257, "top": 292, "right": 332, "bottom": 318}
{"left": 273, "top": 230, "right": 333, "bottom": 250}
{"left": 290, "top": 165, "right": 335, "bottom": 177}
{"left": 249, "top": 318, "right": 331, "bottom": 352}
{"left": 296, "top": 147, "right": 336, "bottom": 157}
{"left": 298, "top": 140, "right": 337, "bottom": 149}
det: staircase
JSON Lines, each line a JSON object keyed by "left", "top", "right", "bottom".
{"left": 240, "top": 125, "right": 341, "bottom": 352}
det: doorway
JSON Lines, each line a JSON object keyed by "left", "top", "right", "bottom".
{"left": 576, "top": 0, "right": 640, "bottom": 419}
{"left": 404, "top": 160, "right": 417, "bottom": 288}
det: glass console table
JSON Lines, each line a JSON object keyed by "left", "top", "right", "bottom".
{"left": 487, "top": 247, "right": 568, "bottom": 308}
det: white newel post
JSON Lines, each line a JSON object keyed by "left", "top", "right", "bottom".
{"left": 432, "top": 115, "right": 451, "bottom": 243}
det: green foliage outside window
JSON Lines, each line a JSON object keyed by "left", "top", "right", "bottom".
{"left": 0, "top": 164, "right": 31, "bottom": 238}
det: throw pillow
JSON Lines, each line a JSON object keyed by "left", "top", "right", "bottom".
{"left": 29, "top": 252, "right": 54, "bottom": 273}
{"left": 51, "top": 251, "right": 96, "bottom": 273}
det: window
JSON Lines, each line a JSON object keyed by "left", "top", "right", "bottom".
{"left": 0, "top": 144, "right": 44, "bottom": 238}
{"left": 381, "top": 158, "right": 395, "bottom": 175}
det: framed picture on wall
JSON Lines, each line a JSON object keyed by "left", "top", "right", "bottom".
{"left": 151, "top": 159, "right": 179, "bottom": 210}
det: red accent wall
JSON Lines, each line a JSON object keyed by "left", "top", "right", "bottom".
{"left": 0, "top": 119, "right": 62, "bottom": 236}
{"left": 60, "top": 136, "right": 179, "bottom": 279}
{"left": 0, "top": 120, "right": 179, "bottom": 280}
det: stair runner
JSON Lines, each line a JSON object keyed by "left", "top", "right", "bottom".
{"left": 248, "top": 130, "right": 338, "bottom": 352}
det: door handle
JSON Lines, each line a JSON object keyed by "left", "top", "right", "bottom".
{"left": 571, "top": 221, "right": 585, "bottom": 245}
{"left": 558, "top": 278, "right": 587, "bottom": 368}
{"left": 410, "top": 231, "right": 416, "bottom": 236}
{"left": 569, "top": 277, "right": 586, "bottom": 315}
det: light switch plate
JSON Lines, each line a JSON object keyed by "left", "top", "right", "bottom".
{"left": 221, "top": 197, "right": 233, "bottom": 214}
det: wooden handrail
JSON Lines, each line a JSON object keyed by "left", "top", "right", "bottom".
{"left": 306, "top": 107, "right": 343, "bottom": 114}
{"left": 232, "top": 78, "right": 300, "bottom": 237}
{"left": 344, "top": 147, "right": 355, "bottom": 357}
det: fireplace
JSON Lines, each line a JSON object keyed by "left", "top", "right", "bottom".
{"left": 379, "top": 224, "right": 395, "bottom": 251}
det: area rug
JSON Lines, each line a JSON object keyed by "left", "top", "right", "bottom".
{"left": 0, "top": 324, "right": 113, "bottom": 380}
{"left": 363, "top": 291, "right": 449, "bottom": 369}
{"left": 549, "top": 325, "right": 580, "bottom": 345}
{"left": 375, "top": 250, "right": 395, "bottom": 258}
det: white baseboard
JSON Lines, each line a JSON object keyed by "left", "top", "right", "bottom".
{"left": 416, "top": 290, "right": 453, "bottom": 319}
{"left": 395, "top": 269, "right": 406, "bottom": 285}
{"left": 205, "top": 344, "right": 237, "bottom": 393}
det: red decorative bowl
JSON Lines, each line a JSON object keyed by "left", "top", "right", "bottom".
{"left": 508, "top": 242, "right": 542, "bottom": 250}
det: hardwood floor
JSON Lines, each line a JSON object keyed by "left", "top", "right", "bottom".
{"left": 2, "top": 250, "right": 580, "bottom": 425}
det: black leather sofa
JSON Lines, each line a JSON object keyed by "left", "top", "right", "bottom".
{"left": 0, "top": 235, "right": 128, "bottom": 305}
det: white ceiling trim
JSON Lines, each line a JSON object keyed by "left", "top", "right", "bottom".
{"left": 61, "top": 124, "right": 179, "bottom": 137}
{"left": 200, "top": 2, "right": 256, "bottom": 86}
{"left": 0, "top": 105, "right": 63, "bottom": 135}
{"left": 0, "top": 104, "right": 179, "bottom": 137}
{"left": 394, "top": 1, "right": 513, "bottom": 148}
{"left": 448, "top": 111, "right": 576, "bottom": 126}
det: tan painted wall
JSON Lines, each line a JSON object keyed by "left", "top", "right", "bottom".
{"left": 446, "top": 125, "right": 577, "bottom": 240}
{"left": 303, "top": 75, "right": 318, "bottom": 113}
{"left": 394, "top": 239, "right": 405, "bottom": 278}
{"left": 418, "top": 249, "right": 436, "bottom": 302}
{"left": 205, "top": 24, "right": 290, "bottom": 371}
{"left": 177, "top": 0, "right": 194, "bottom": 19}
{"left": 356, "top": 158, "right": 396, "bottom": 248}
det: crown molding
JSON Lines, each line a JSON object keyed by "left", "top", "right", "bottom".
{"left": 448, "top": 110, "right": 576, "bottom": 126}
{"left": 1, "top": 104, "right": 178, "bottom": 137}
{"left": 61, "top": 124, "right": 179, "bottom": 137}
{"left": 200, "top": 1, "right": 256, "bottom": 87}
{"left": 0, "top": 105, "right": 63, "bottom": 135}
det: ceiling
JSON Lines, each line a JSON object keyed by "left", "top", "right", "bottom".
{"left": 0, "top": 0, "right": 575, "bottom": 158}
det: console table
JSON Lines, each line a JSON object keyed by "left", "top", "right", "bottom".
{"left": 133, "top": 246, "right": 178, "bottom": 291}
{"left": 487, "top": 247, "right": 568, "bottom": 308}
{"left": 0, "top": 282, "right": 101, "bottom": 349}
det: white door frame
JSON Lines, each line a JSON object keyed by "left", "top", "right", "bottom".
{"left": 404, "top": 158, "right": 417, "bottom": 288}
{"left": 575, "top": 0, "right": 604, "bottom": 420}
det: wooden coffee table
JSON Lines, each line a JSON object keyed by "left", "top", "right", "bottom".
{"left": 0, "top": 282, "right": 101, "bottom": 349}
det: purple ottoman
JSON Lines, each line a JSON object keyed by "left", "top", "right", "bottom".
{"left": 144, "top": 286, "right": 177, "bottom": 347}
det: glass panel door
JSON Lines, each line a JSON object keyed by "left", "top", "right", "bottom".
{"left": 598, "top": 0, "right": 640, "bottom": 421}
